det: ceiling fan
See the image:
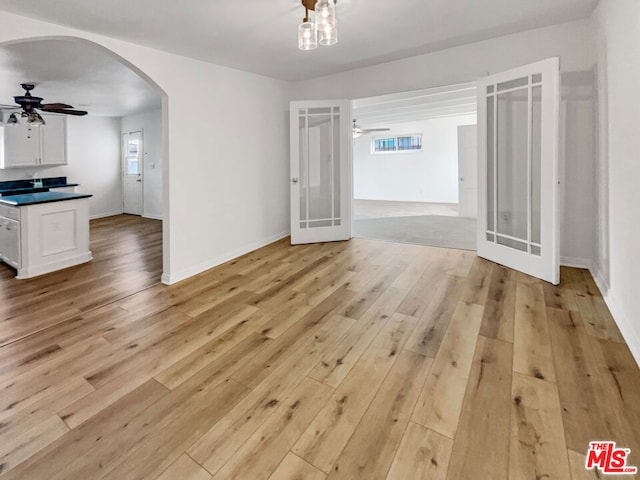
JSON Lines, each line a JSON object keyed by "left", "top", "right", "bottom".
{"left": 352, "top": 119, "right": 390, "bottom": 138}
{"left": 4, "top": 83, "right": 88, "bottom": 126}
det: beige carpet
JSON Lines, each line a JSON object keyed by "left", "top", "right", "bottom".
{"left": 353, "top": 199, "right": 459, "bottom": 219}
{"left": 353, "top": 214, "right": 477, "bottom": 250}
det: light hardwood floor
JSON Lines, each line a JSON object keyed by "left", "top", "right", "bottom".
{"left": 0, "top": 215, "right": 638, "bottom": 479}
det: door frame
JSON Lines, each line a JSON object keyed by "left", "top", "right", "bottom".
{"left": 122, "top": 129, "right": 144, "bottom": 216}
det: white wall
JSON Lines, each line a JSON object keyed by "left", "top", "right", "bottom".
{"left": 0, "top": 115, "right": 121, "bottom": 218}
{"left": 0, "top": 11, "right": 291, "bottom": 284}
{"left": 354, "top": 115, "right": 476, "bottom": 203}
{"left": 291, "top": 20, "right": 593, "bottom": 101}
{"left": 121, "top": 109, "right": 162, "bottom": 219}
{"left": 66, "top": 116, "right": 122, "bottom": 218}
{"left": 593, "top": 0, "right": 640, "bottom": 365}
{"left": 292, "top": 19, "right": 597, "bottom": 268}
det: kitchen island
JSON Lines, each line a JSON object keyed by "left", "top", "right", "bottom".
{"left": 0, "top": 191, "right": 92, "bottom": 278}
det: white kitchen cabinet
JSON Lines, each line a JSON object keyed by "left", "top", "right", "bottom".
{"left": 1, "top": 124, "right": 40, "bottom": 167}
{"left": 0, "top": 113, "right": 67, "bottom": 168}
{"left": 39, "top": 115, "right": 67, "bottom": 166}
{"left": 0, "top": 214, "right": 21, "bottom": 269}
{"left": 0, "top": 204, "right": 21, "bottom": 269}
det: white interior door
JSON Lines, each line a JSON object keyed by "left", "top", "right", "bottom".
{"left": 122, "top": 130, "right": 143, "bottom": 215}
{"left": 477, "top": 57, "right": 560, "bottom": 284}
{"left": 457, "top": 124, "right": 478, "bottom": 218}
{"left": 290, "top": 100, "right": 351, "bottom": 244}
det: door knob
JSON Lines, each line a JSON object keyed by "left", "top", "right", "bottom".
{"left": 459, "top": 177, "right": 464, "bottom": 181}
{"left": 136, "top": 179, "right": 142, "bottom": 183}
{"left": 292, "top": 177, "right": 299, "bottom": 183}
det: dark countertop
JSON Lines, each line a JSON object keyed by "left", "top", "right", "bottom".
{"left": 0, "top": 192, "right": 92, "bottom": 206}
{"left": 0, "top": 177, "right": 79, "bottom": 196}
{"left": 0, "top": 184, "right": 79, "bottom": 196}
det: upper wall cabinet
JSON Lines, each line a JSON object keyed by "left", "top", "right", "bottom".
{"left": 0, "top": 114, "right": 67, "bottom": 169}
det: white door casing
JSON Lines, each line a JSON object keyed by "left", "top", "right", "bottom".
{"left": 122, "top": 130, "right": 143, "bottom": 216}
{"left": 477, "top": 57, "right": 560, "bottom": 284}
{"left": 290, "top": 100, "right": 352, "bottom": 244}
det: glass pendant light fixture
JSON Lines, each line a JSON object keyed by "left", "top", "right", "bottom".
{"left": 298, "top": 0, "right": 338, "bottom": 50}
{"left": 319, "top": 22, "right": 338, "bottom": 46}
{"left": 298, "top": 9, "right": 318, "bottom": 51}
{"left": 316, "top": 0, "right": 337, "bottom": 45}
{"left": 315, "top": 0, "right": 336, "bottom": 29}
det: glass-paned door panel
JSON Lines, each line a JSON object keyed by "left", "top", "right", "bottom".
{"left": 496, "top": 89, "right": 529, "bottom": 243}
{"left": 126, "top": 138, "right": 141, "bottom": 175}
{"left": 290, "top": 100, "right": 351, "bottom": 244}
{"left": 531, "top": 86, "right": 542, "bottom": 245}
{"left": 299, "top": 116, "right": 307, "bottom": 225}
{"left": 307, "top": 114, "right": 334, "bottom": 221}
{"left": 477, "top": 58, "right": 560, "bottom": 284}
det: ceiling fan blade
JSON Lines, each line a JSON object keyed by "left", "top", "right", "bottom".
{"left": 361, "top": 128, "right": 391, "bottom": 133}
{"left": 41, "top": 108, "right": 88, "bottom": 116}
{"left": 40, "top": 103, "right": 74, "bottom": 110}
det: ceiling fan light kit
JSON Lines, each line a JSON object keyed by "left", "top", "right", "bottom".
{"left": 27, "top": 112, "right": 46, "bottom": 126}
{"left": 4, "top": 83, "right": 88, "bottom": 126}
{"left": 298, "top": 0, "right": 338, "bottom": 51}
{"left": 6, "top": 113, "right": 19, "bottom": 126}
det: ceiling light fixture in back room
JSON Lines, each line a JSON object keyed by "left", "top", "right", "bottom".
{"left": 298, "top": 0, "right": 338, "bottom": 51}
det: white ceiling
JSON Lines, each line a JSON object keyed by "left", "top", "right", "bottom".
{"left": 353, "top": 83, "right": 477, "bottom": 127}
{"left": 0, "top": 0, "right": 598, "bottom": 82}
{"left": 0, "top": 38, "right": 161, "bottom": 117}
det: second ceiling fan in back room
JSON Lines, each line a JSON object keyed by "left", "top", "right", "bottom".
{"left": 352, "top": 119, "right": 390, "bottom": 139}
{"left": 4, "top": 83, "right": 88, "bottom": 127}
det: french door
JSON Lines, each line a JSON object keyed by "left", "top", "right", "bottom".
{"left": 477, "top": 58, "right": 560, "bottom": 284}
{"left": 289, "top": 100, "right": 352, "bottom": 244}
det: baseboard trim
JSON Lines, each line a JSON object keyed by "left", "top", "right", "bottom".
{"left": 161, "top": 230, "right": 289, "bottom": 285}
{"left": 90, "top": 211, "right": 123, "bottom": 220}
{"left": 142, "top": 214, "right": 163, "bottom": 221}
{"left": 590, "top": 264, "right": 610, "bottom": 297}
{"left": 560, "top": 256, "right": 593, "bottom": 269}
{"left": 597, "top": 288, "right": 640, "bottom": 369}
{"left": 591, "top": 264, "right": 640, "bottom": 368}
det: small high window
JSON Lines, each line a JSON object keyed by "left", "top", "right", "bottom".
{"left": 372, "top": 134, "right": 422, "bottom": 154}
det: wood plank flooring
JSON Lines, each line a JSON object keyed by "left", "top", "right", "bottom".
{"left": 0, "top": 214, "right": 639, "bottom": 479}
